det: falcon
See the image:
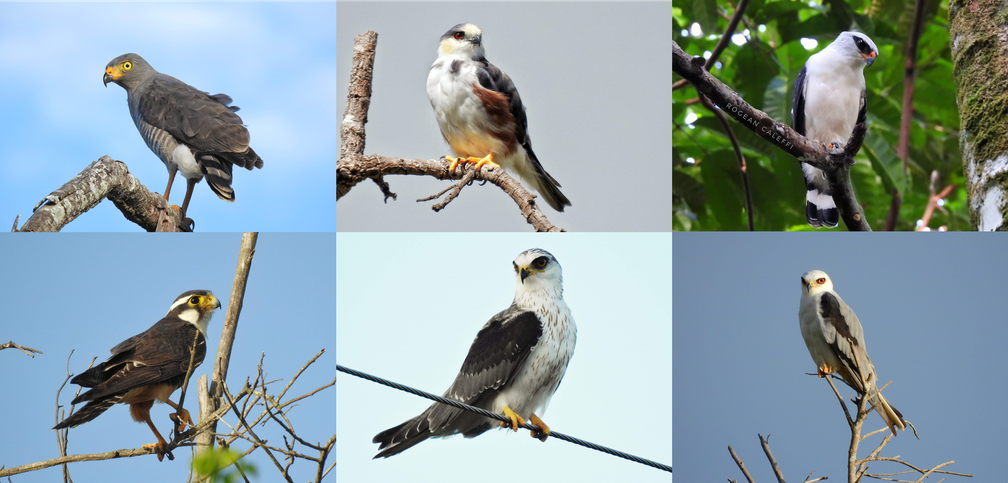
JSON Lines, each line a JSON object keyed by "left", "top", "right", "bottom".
{"left": 54, "top": 290, "right": 221, "bottom": 461}
{"left": 427, "top": 23, "right": 572, "bottom": 212}
{"left": 792, "top": 32, "right": 878, "bottom": 228}
{"left": 104, "top": 54, "right": 264, "bottom": 219}
{"left": 373, "top": 248, "right": 576, "bottom": 458}
{"left": 798, "top": 270, "right": 905, "bottom": 435}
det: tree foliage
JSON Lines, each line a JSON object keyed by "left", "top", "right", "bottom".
{"left": 673, "top": 0, "right": 965, "bottom": 230}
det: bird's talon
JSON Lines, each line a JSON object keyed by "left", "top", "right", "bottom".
{"left": 501, "top": 406, "right": 525, "bottom": 432}
{"left": 530, "top": 414, "right": 550, "bottom": 441}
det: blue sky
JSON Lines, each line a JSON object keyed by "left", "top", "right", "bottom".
{"left": 337, "top": 233, "right": 673, "bottom": 482}
{"left": 336, "top": 2, "right": 673, "bottom": 231}
{"left": 674, "top": 233, "right": 1006, "bottom": 481}
{"left": 0, "top": 3, "right": 337, "bottom": 231}
{"left": 0, "top": 233, "right": 336, "bottom": 482}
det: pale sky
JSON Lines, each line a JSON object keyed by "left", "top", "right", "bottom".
{"left": 336, "top": 2, "right": 673, "bottom": 231}
{"left": 0, "top": 234, "right": 336, "bottom": 482}
{"left": 0, "top": 2, "right": 337, "bottom": 231}
{"left": 674, "top": 233, "right": 1006, "bottom": 481}
{"left": 337, "top": 233, "right": 673, "bottom": 482}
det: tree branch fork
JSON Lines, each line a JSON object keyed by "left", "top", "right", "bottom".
{"left": 336, "top": 30, "right": 562, "bottom": 232}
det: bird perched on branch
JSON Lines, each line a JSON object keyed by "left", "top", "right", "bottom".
{"left": 54, "top": 290, "right": 221, "bottom": 461}
{"left": 792, "top": 32, "right": 878, "bottom": 228}
{"left": 798, "top": 270, "right": 905, "bottom": 435}
{"left": 373, "top": 248, "right": 576, "bottom": 457}
{"left": 427, "top": 23, "right": 571, "bottom": 212}
{"left": 104, "top": 54, "right": 264, "bottom": 220}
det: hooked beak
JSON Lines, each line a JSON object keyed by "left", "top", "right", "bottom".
{"left": 863, "top": 51, "right": 876, "bottom": 67}
{"left": 103, "top": 66, "right": 121, "bottom": 87}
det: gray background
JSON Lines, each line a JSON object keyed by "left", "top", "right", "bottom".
{"left": 336, "top": 2, "right": 673, "bottom": 231}
{"left": 674, "top": 233, "right": 1006, "bottom": 481}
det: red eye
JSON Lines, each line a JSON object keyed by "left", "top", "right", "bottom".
{"left": 454, "top": 32, "right": 464, "bottom": 40}
{"left": 816, "top": 278, "right": 825, "bottom": 284}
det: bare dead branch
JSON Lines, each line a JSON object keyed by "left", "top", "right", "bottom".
{"left": 728, "top": 445, "right": 756, "bottom": 483}
{"left": 759, "top": 434, "right": 786, "bottom": 483}
{"left": 200, "top": 232, "right": 257, "bottom": 453}
{"left": 15, "top": 156, "right": 187, "bottom": 232}
{"left": 0, "top": 341, "right": 43, "bottom": 357}
{"left": 336, "top": 31, "right": 563, "bottom": 232}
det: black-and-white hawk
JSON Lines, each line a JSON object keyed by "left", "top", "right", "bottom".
{"left": 792, "top": 32, "right": 878, "bottom": 228}
{"left": 373, "top": 248, "right": 576, "bottom": 458}
{"left": 54, "top": 290, "right": 221, "bottom": 460}
{"left": 104, "top": 54, "right": 264, "bottom": 219}
{"left": 798, "top": 270, "right": 905, "bottom": 435}
{"left": 427, "top": 23, "right": 572, "bottom": 212}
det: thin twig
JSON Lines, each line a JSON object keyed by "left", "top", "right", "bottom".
{"left": 0, "top": 341, "right": 43, "bottom": 357}
{"left": 728, "top": 445, "right": 756, "bottom": 483}
{"left": 759, "top": 434, "right": 786, "bottom": 483}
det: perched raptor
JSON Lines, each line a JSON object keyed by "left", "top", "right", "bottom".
{"left": 373, "top": 248, "right": 577, "bottom": 458}
{"left": 792, "top": 32, "right": 878, "bottom": 228}
{"left": 798, "top": 270, "right": 905, "bottom": 435}
{"left": 427, "top": 23, "right": 572, "bottom": 212}
{"left": 104, "top": 54, "right": 264, "bottom": 219}
{"left": 54, "top": 290, "right": 221, "bottom": 460}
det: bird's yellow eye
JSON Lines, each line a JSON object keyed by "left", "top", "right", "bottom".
{"left": 123, "top": 61, "right": 132, "bottom": 71}
{"left": 189, "top": 296, "right": 200, "bottom": 305}
{"left": 453, "top": 32, "right": 464, "bottom": 40}
{"left": 513, "top": 262, "right": 519, "bottom": 272}
{"left": 816, "top": 278, "right": 825, "bottom": 284}
{"left": 533, "top": 257, "right": 548, "bottom": 269}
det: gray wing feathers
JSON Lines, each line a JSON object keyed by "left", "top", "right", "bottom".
{"left": 819, "top": 292, "right": 905, "bottom": 434}
{"left": 131, "top": 72, "right": 263, "bottom": 201}
{"left": 372, "top": 307, "right": 542, "bottom": 458}
{"left": 478, "top": 61, "right": 570, "bottom": 212}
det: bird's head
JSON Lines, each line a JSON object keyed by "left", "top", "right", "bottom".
{"left": 513, "top": 248, "right": 562, "bottom": 291}
{"left": 830, "top": 31, "right": 878, "bottom": 68}
{"left": 167, "top": 290, "right": 222, "bottom": 337}
{"left": 801, "top": 270, "right": 834, "bottom": 295}
{"left": 103, "top": 53, "right": 153, "bottom": 90}
{"left": 438, "top": 23, "right": 485, "bottom": 59}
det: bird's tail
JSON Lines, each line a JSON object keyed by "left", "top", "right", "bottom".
{"left": 869, "top": 391, "right": 906, "bottom": 436}
{"left": 198, "top": 153, "right": 236, "bottom": 202}
{"left": 801, "top": 162, "right": 839, "bottom": 228}
{"left": 518, "top": 148, "right": 571, "bottom": 212}
{"left": 53, "top": 394, "right": 125, "bottom": 430}
{"left": 372, "top": 415, "right": 434, "bottom": 459}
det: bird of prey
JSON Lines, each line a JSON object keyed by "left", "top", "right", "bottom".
{"left": 373, "top": 248, "right": 577, "bottom": 458}
{"left": 792, "top": 32, "right": 878, "bottom": 228}
{"left": 798, "top": 270, "right": 905, "bottom": 435}
{"left": 104, "top": 54, "right": 264, "bottom": 219}
{"left": 54, "top": 290, "right": 221, "bottom": 460}
{"left": 427, "top": 23, "right": 572, "bottom": 212}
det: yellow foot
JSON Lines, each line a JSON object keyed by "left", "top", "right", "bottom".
{"left": 170, "top": 204, "right": 182, "bottom": 213}
{"left": 446, "top": 153, "right": 500, "bottom": 174}
{"left": 500, "top": 405, "right": 525, "bottom": 432}
{"left": 142, "top": 441, "right": 168, "bottom": 462}
{"left": 529, "top": 413, "right": 551, "bottom": 442}
{"left": 817, "top": 367, "right": 831, "bottom": 378}
{"left": 170, "top": 409, "right": 195, "bottom": 433}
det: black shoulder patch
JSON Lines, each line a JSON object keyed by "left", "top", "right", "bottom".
{"left": 819, "top": 292, "right": 857, "bottom": 346}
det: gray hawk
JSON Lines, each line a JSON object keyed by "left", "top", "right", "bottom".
{"left": 54, "top": 290, "right": 221, "bottom": 461}
{"left": 104, "top": 53, "right": 264, "bottom": 219}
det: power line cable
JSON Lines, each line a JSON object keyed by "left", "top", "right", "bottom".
{"left": 337, "top": 364, "right": 672, "bottom": 474}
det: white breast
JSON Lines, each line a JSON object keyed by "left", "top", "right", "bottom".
{"left": 426, "top": 56, "right": 507, "bottom": 159}
{"left": 492, "top": 288, "right": 576, "bottom": 419}
{"left": 801, "top": 53, "right": 865, "bottom": 145}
